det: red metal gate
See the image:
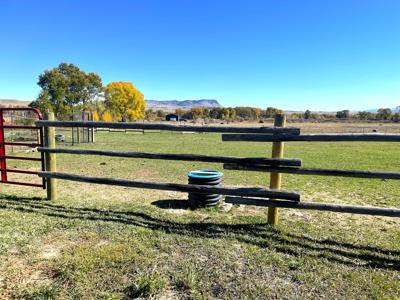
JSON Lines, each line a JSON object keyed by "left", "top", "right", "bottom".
{"left": 0, "top": 107, "right": 45, "bottom": 188}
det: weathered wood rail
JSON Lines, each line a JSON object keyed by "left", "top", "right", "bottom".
{"left": 223, "top": 164, "right": 400, "bottom": 180}
{"left": 222, "top": 133, "right": 400, "bottom": 142}
{"left": 37, "top": 147, "right": 301, "bottom": 167}
{"left": 38, "top": 171, "right": 300, "bottom": 201}
{"left": 225, "top": 197, "right": 400, "bottom": 217}
{"left": 36, "top": 120, "right": 300, "bottom": 135}
{"left": 35, "top": 115, "right": 400, "bottom": 223}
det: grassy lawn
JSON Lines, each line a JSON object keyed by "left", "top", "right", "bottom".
{"left": 1, "top": 129, "right": 400, "bottom": 299}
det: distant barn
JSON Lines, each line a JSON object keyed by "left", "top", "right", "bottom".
{"left": 165, "top": 114, "right": 179, "bottom": 121}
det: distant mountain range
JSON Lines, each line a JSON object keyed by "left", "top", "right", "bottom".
{"left": 0, "top": 99, "right": 31, "bottom": 106}
{"left": 146, "top": 99, "right": 222, "bottom": 110}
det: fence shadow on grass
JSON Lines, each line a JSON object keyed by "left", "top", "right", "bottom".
{"left": 152, "top": 199, "right": 191, "bottom": 209}
{"left": 0, "top": 195, "right": 399, "bottom": 271}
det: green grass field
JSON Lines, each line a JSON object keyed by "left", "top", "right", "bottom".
{"left": 1, "top": 130, "right": 400, "bottom": 299}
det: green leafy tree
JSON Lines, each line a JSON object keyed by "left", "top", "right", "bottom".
{"left": 304, "top": 110, "right": 312, "bottom": 119}
{"left": 357, "top": 111, "right": 374, "bottom": 120}
{"left": 336, "top": 110, "right": 350, "bottom": 119}
{"left": 376, "top": 108, "right": 392, "bottom": 120}
{"left": 84, "top": 72, "right": 103, "bottom": 108}
{"left": 392, "top": 113, "right": 400, "bottom": 122}
{"left": 156, "top": 110, "right": 166, "bottom": 119}
{"left": 30, "top": 63, "right": 102, "bottom": 119}
{"left": 263, "top": 107, "right": 283, "bottom": 118}
{"left": 29, "top": 90, "right": 53, "bottom": 113}
{"left": 209, "top": 107, "right": 224, "bottom": 119}
{"left": 223, "top": 107, "right": 236, "bottom": 120}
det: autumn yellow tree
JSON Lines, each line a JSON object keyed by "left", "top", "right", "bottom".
{"left": 92, "top": 111, "right": 100, "bottom": 121}
{"left": 104, "top": 81, "right": 145, "bottom": 121}
{"left": 102, "top": 111, "right": 113, "bottom": 122}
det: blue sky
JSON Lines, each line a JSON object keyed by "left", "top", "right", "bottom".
{"left": 0, "top": 0, "right": 399, "bottom": 111}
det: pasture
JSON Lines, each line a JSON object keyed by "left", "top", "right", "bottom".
{"left": 1, "top": 125, "right": 400, "bottom": 299}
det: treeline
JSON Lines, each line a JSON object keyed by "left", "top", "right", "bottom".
{"left": 145, "top": 106, "right": 283, "bottom": 121}
{"left": 291, "top": 108, "right": 400, "bottom": 122}
{"left": 355, "top": 109, "right": 399, "bottom": 121}
{"left": 145, "top": 107, "right": 400, "bottom": 122}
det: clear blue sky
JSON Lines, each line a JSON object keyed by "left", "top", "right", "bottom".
{"left": 1, "top": 0, "right": 399, "bottom": 111}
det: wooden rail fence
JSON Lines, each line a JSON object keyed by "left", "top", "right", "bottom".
{"left": 36, "top": 114, "right": 400, "bottom": 224}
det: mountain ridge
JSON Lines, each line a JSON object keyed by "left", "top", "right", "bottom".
{"left": 0, "top": 99, "right": 31, "bottom": 106}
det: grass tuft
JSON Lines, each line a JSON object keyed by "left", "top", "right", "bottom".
{"left": 17, "top": 283, "right": 61, "bottom": 300}
{"left": 124, "top": 273, "right": 167, "bottom": 298}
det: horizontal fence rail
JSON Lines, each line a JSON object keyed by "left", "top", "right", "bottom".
{"left": 0, "top": 168, "right": 39, "bottom": 175}
{"left": 223, "top": 164, "right": 400, "bottom": 180}
{"left": 1, "top": 125, "right": 40, "bottom": 130}
{"left": 0, "top": 142, "right": 42, "bottom": 148}
{"left": 2, "top": 181, "right": 44, "bottom": 188}
{"left": 0, "top": 155, "right": 42, "bottom": 162}
{"left": 38, "top": 147, "right": 302, "bottom": 167}
{"left": 222, "top": 133, "right": 400, "bottom": 142}
{"left": 225, "top": 197, "right": 400, "bottom": 217}
{"left": 0, "top": 141, "right": 41, "bottom": 147}
{"left": 38, "top": 171, "right": 301, "bottom": 201}
{"left": 36, "top": 120, "right": 301, "bottom": 135}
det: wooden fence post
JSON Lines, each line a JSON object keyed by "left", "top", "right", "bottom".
{"left": 44, "top": 112, "right": 57, "bottom": 201}
{"left": 90, "top": 112, "right": 95, "bottom": 143}
{"left": 268, "top": 114, "right": 286, "bottom": 225}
